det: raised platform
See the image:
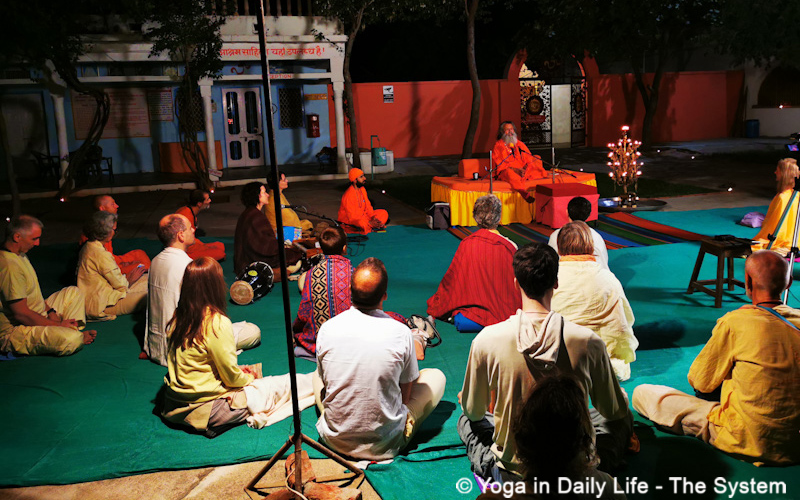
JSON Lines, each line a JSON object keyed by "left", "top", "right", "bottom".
{"left": 430, "top": 171, "right": 597, "bottom": 226}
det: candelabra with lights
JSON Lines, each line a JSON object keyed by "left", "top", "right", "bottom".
{"left": 606, "top": 125, "right": 642, "bottom": 208}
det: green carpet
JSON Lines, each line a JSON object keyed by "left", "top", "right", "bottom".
{"left": 1, "top": 212, "right": 798, "bottom": 499}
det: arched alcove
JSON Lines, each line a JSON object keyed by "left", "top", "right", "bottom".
{"left": 519, "top": 57, "right": 586, "bottom": 148}
{"left": 757, "top": 66, "right": 800, "bottom": 108}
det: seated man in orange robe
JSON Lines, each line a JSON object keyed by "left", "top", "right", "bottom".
{"left": 175, "top": 189, "right": 226, "bottom": 262}
{"left": 337, "top": 168, "right": 389, "bottom": 234}
{"left": 79, "top": 195, "right": 150, "bottom": 276}
{"left": 492, "top": 121, "right": 547, "bottom": 201}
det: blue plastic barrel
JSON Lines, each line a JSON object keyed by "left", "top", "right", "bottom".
{"left": 745, "top": 119, "right": 760, "bottom": 138}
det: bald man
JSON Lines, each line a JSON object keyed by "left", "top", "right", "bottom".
{"left": 79, "top": 195, "right": 151, "bottom": 275}
{"left": 144, "top": 214, "right": 260, "bottom": 366}
{"left": 175, "top": 189, "right": 226, "bottom": 262}
{"left": 633, "top": 250, "right": 800, "bottom": 465}
{"left": 313, "top": 257, "right": 446, "bottom": 460}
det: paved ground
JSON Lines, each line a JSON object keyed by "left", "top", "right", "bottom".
{"left": 0, "top": 137, "right": 790, "bottom": 499}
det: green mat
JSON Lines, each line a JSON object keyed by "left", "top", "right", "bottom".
{"left": 1, "top": 214, "right": 798, "bottom": 499}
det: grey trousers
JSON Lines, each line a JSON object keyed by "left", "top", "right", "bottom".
{"left": 205, "top": 398, "right": 249, "bottom": 438}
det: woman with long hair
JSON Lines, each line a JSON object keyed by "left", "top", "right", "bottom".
{"left": 160, "top": 256, "right": 258, "bottom": 438}
{"left": 752, "top": 158, "right": 800, "bottom": 254}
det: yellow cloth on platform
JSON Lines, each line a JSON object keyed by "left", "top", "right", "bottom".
{"left": 752, "top": 189, "right": 798, "bottom": 254}
{"left": 431, "top": 174, "right": 597, "bottom": 226}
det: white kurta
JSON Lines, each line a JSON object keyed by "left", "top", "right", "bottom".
{"left": 552, "top": 259, "right": 638, "bottom": 380}
{"left": 146, "top": 247, "right": 192, "bottom": 366}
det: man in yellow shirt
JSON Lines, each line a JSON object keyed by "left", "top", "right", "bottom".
{"left": 1, "top": 215, "right": 96, "bottom": 356}
{"left": 633, "top": 250, "right": 800, "bottom": 465}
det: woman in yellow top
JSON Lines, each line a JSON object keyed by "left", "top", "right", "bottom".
{"left": 752, "top": 158, "right": 800, "bottom": 254}
{"left": 161, "top": 257, "right": 260, "bottom": 438}
{"left": 77, "top": 211, "right": 148, "bottom": 320}
{"left": 263, "top": 171, "right": 314, "bottom": 238}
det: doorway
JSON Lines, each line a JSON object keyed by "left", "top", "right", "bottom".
{"left": 222, "top": 88, "right": 265, "bottom": 168}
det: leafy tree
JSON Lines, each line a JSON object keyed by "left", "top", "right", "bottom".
{"left": 462, "top": 0, "right": 482, "bottom": 159}
{"left": 526, "top": 0, "right": 718, "bottom": 149}
{"left": 315, "top": 0, "right": 514, "bottom": 161}
{"left": 143, "top": 0, "right": 225, "bottom": 191}
{"left": 0, "top": 0, "right": 115, "bottom": 202}
{"left": 313, "top": 0, "right": 398, "bottom": 169}
{"left": 713, "top": 0, "right": 800, "bottom": 69}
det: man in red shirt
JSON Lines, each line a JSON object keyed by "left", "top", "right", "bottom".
{"left": 175, "top": 189, "right": 225, "bottom": 261}
{"left": 491, "top": 121, "right": 546, "bottom": 201}
{"left": 337, "top": 168, "right": 389, "bottom": 234}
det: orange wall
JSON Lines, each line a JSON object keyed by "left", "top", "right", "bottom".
{"left": 586, "top": 64, "right": 744, "bottom": 147}
{"left": 327, "top": 55, "right": 742, "bottom": 156}
{"left": 327, "top": 54, "right": 525, "bottom": 158}
{"left": 328, "top": 79, "right": 520, "bottom": 158}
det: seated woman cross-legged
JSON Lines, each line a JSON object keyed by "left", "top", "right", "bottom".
{"left": 426, "top": 194, "right": 520, "bottom": 332}
{"left": 77, "top": 211, "right": 148, "bottom": 321}
{"left": 234, "top": 181, "right": 304, "bottom": 279}
{"left": 551, "top": 221, "right": 638, "bottom": 381}
{"left": 752, "top": 158, "right": 800, "bottom": 254}
{"left": 160, "top": 257, "right": 311, "bottom": 438}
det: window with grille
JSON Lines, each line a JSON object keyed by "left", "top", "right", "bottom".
{"left": 278, "top": 87, "right": 304, "bottom": 129}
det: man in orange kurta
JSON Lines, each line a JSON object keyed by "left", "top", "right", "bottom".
{"left": 337, "top": 168, "right": 389, "bottom": 234}
{"left": 492, "top": 121, "right": 547, "bottom": 201}
{"left": 175, "top": 189, "right": 226, "bottom": 262}
{"left": 79, "top": 195, "right": 150, "bottom": 275}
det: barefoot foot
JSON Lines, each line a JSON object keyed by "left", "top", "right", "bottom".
{"left": 83, "top": 330, "right": 97, "bottom": 344}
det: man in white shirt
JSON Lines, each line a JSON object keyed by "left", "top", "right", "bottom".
{"left": 314, "top": 257, "right": 446, "bottom": 460}
{"left": 459, "top": 243, "right": 632, "bottom": 481}
{"left": 548, "top": 196, "right": 609, "bottom": 270}
{"left": 144, "top": 214, "right": 260, "bottom": 366}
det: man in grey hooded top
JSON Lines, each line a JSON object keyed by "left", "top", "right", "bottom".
{"left": 458, "top": 243, "right": 633, "bottom": 482}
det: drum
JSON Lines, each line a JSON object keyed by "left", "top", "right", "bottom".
{"left": 230, "top": 261, "right": 274, "bottom": 305}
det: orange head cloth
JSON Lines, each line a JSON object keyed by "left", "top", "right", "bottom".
{"left": 349, "top": 168, "right": 364, "bottom": 182}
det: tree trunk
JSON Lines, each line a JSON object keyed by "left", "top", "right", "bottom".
{"left": 176, "top": 74, "right": 212, "bottom": 192}
{"left": 51, "top": 57, "right": 110, "bottom": 199}
{"left": 343, "top": 5, "right": 367, "bottom": 170}
{"left": 461, "top": 0, "right": 481, "bottom": 159}
{"left": 0, "top": 105, "right": 21, "bottom": 216}
{"left": 632, "top": 59, "right": 664, "bottom": 151}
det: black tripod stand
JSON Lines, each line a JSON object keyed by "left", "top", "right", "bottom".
{"left": 245, "top": 5, "right": 365, "bottom": 498}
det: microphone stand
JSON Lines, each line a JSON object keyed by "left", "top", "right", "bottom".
{"left": 284, "top": 205, "right": 341, "bottom": 228}
{"left": 488, "top": 150, "right": 495, "bottom": 194}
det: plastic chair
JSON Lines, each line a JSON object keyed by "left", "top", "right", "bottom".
{"left": 31, "top": 151, "right": 60, "bottom": 179}
{"left": 86, "top": 145, "right": 114, "bottom": 182}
